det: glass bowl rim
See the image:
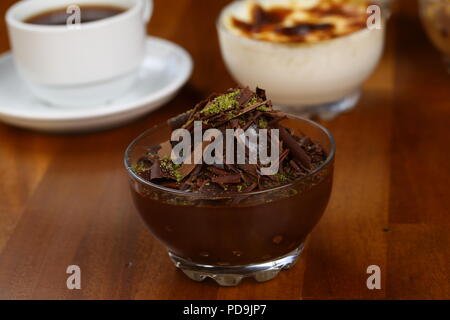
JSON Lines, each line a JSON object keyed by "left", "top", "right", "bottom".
{"left": 124, "top": 113, "right": 336, "bottom": 198}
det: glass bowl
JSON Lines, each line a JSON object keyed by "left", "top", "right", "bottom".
{"left": 124, "top": 115, "right": 335, "bottom": 286}
{"left": 419, "top": 0, "right": 450, "bottom": 72}
{"left": 217, "top": 0, "right": 392, "bottom": 119}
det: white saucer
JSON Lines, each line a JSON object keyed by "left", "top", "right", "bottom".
{"left": 0, "top": 36, "right": 192, "bottom": 132}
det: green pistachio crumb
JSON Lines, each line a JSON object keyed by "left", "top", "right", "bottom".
{"left": 173, "top": 170, "right": 183, "bottom": 182}
{"left": 200, "top": 89, "right": 241, "bottom": 116}
{"left": 256, "top": 105, "right": 270, "bottom": 112}
{"left": 258, "top": 120, "right": 268, "bottom": 128}
{"left": 161, "top": 158, "right": 183, "bottom": 181}
{"left": 246, "top": 96, "right": 258, "bottom": 106}
{"left": 133, "top": 163, "right": 147, "bottom": 174}
{"left": 226, "top": 112, "right": 237, "bottom": 119}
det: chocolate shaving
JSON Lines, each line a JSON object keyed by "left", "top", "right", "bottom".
{"left": 256, "top": 87, "right": 267, "bottom": 100}
{"left": 243, "top": 182, "right": 258, "bottom": 192}
{"left": 215, "top": 100, "right": 269, "bottom": 127}
{"left": 157, "top": 141, "right": 173, "bottom": 159}
{"left": 212, "top": 174, "right": 242, "bottom": 184}
{"left": 238, "top": 164, "right": 258, "bottom": 177}
{"left": 236, "top": 87, "right": 254, "bottom": 105}
{"left": 276, "top": 125, "right": 311, "bottom": 169}
{"left": 150, "top": 160, "right": 163, "bottom": 180}
{"left": 178, "top": 163, "right": 196, "bottom": 179}
{"left": 168, "top": 112, "right": 191, "bottom": 130}
{"left": 289, "top": 160, "right": 302, "bottom": 172}
{"left": 133, "top": 87, "right": 327, "bottom": 192}
{"left": 230, "top": 119, "right": 240, "bottom": 129}
{"left": 209, "top": 167, "right": 229, "bottom": 175}
{"left": 243, "top": 111, "right": 263, "bottom": 130}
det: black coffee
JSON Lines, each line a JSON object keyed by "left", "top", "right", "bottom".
{"left": 24, "top": 5, "right": 126, "bottom": 26}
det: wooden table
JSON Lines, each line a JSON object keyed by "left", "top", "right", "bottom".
{"left": 0, "top": 0, "right": 449, "bottom": 300}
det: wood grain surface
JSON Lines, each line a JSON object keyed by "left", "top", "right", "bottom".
{"left": 0, "top": 0, "right": 449, "bottom": 299}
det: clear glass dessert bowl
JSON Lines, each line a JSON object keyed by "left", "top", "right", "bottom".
{"left": 124, "top": 114, "right": 335, "bottom": 286}
{"left": 217, "top": 0, "right": 392, "bottom": 119}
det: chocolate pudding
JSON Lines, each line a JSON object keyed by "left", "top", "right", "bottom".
{"left": 125, "top": 87, "right": 335, "bottom": 284}
{"left": 131, "top": 170, "right": 332, "bottom": 265}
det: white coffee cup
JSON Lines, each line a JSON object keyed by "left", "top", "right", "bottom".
{"left": 6, "top": 0, "right": 152, "bottom": 108}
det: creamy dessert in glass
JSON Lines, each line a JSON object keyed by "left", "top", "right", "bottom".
{"left": 419, "top": 0, "right": 450, "bottom": 72}
{"left": 217, "top": 0, "right": 390, "bottom": 119}
{"left": 125, "top": 87, "right": 335, "bottom": 286}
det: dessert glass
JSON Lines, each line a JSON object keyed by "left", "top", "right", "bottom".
{"left": 419, "top": 0, "right": 450, "bottom": 72}
{"left": 217, "top": 0, "right": 392, "bottom": 119}
{"left": 124, "top": 115, "right": 335, "bottom": 286}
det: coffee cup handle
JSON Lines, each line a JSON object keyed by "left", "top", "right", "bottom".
{"left": 140, "top": 0, "right": 153, "bottom": 23}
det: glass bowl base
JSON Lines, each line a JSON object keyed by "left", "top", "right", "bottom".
{"left": 275, "top": 90, "right": 361, "bottom": 121}
{"left": 168, "top": 243, "right": 305, "bottom": 286}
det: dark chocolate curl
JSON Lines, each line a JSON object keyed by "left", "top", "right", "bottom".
{"left": 276, "top": 125, "right": 311, "bottom": 169}
{"left": 237, "top": 87, "right": 254, "bottom": 106}
{"left": 212, "top": 174, "right": 242, "bottom": 184}
{"left": 150, "top": 160, "right": 163, "bottom": 180}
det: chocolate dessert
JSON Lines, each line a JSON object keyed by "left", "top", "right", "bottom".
{"left": 133, "top": 87, "right": 327, "bottom": 193}
{"left": 125, "top": 87, "right": 335, "bottom": 267}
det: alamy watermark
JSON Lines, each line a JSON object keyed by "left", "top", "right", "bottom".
{"left": 63, "top": 4, "right": 385, "bottom": 30}
{"left": 366, "top": 265, "right": 382, "bottom": 290}
{"left": 66, "top": 5, "right": 81, "bottom": 30}
{"left": 367, "top": 5, "right": 383, "bottom": 30}
{"left": 66, "top": 265, "right": 81, "bottom": 290}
